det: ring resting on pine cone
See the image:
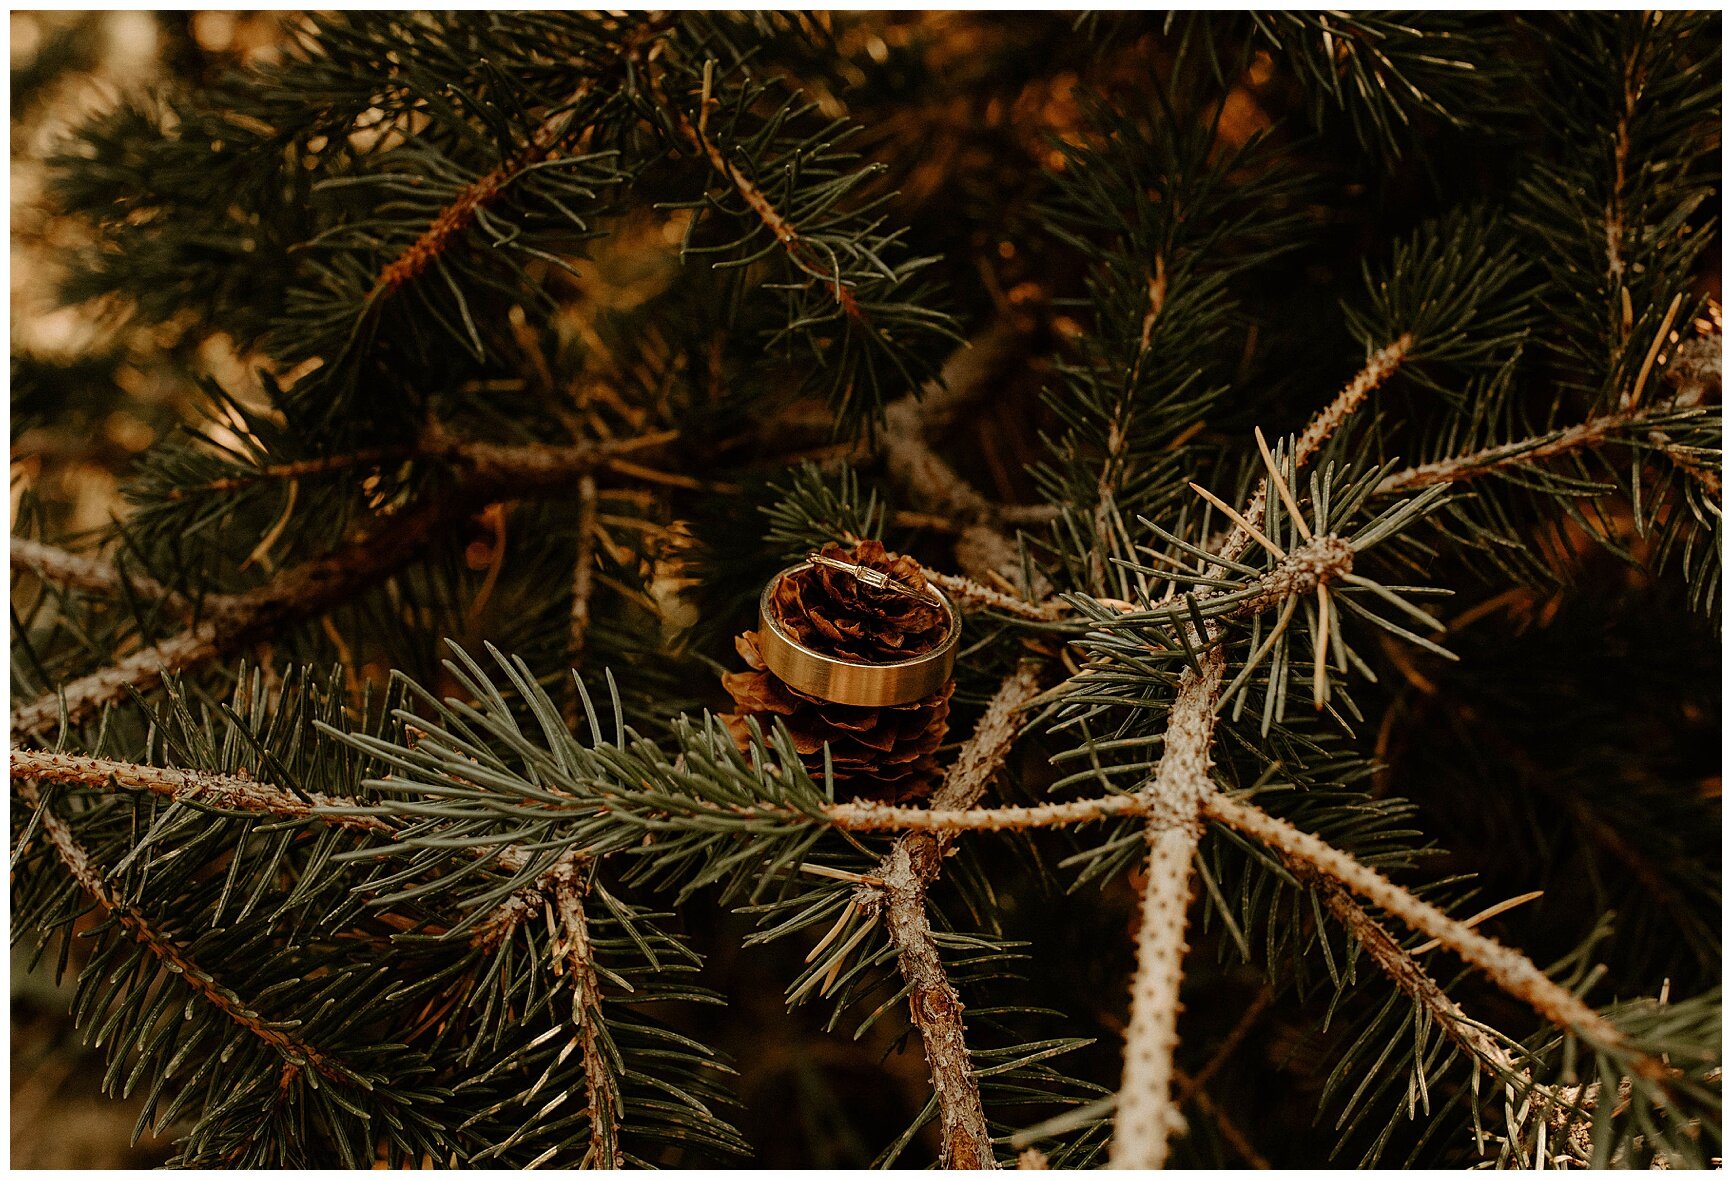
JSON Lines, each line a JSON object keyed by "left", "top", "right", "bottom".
{"left": 722, "top": 541, "right": 960, "bottom": 804}
{"left": 755, "top": 550, "right": 959, "bottom": 707}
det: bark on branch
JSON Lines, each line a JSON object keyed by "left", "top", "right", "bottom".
{"left": 11, "top": 432, "right": 672, "bottom": 738}
{"left": 11, "top": 746, "right": 558, "bottom": 884}
{"left": 1307, "top": 875, "right": 1516, "bottom": 1072}
{"left": 1202, "top": 792, "right": 1667, "bottom": 1082}
{"left": 1107, "top": 340, "right": 1410, "bottom": 1169}
{"left": 1373, "top": 403, "right": 1714, "bottom": 497}
{"left": 670, "top": 105, "right": 865, "bottom": 320}
{"left": 876, "top": 838, "right": 996, "bottom": 1168}
{"left": 860, "top": 661, "right": 1046, "bottom": 1169}
{"left": 15, "top": 778, "right": 352, "bottom": 1082}
{"left": 10, "top": 749, "right": 392, "bottom": 835}
{"left": 545, "top": 857, "right": 622, "bottom": 1168}
{"left": 1107, "top": 648, "right": 1224, "bottom": 1170}
{"left": 11, "top": 537, "right": 198, "bottom": 607}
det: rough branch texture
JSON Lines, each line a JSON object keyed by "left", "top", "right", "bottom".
{"left": 875, "top": 838, "right": 995, "bottom": 1168}
{"left": 11, "top": 432, "right": 670, "bottom": 738}
{"left": 10, "top": 748, "right": 391, "bottom": 835}
{"left": 1202, "top": 792, "right": 1665, "bottom": 1080}
{"left": 16, "top": 777, "right": 350, "bottom": 1082}
{"left": 1107, "top": 340, "right": 1411, "bottom": 1168}
{"left": 12, "top": 536, "right": 194, "bottom": 606}
{"left": 20, "top": 743, "right": 1657, "bottom": 1085}
{"left": 12, "top": 746, "right": 563, "bottom": 939}
{"left": 860, "top": 661, "right": 1045, "bottom": 1169}
{"left": 1374, "top": 403, "right": 1706, "bottom": 495}
{"left": 1308, "top": 876, "right": 1515, "bottom": 1072}
{"left": 1107, "top": 648, "right": 1223, "bottom": 1170}
{"left": 545, "top": 859, "right": 622, "bottom": 1169}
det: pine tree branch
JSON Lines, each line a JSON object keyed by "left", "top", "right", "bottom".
{"left": 930, "top": 661, "right": 1046, "bottom": 816}
{"left": 11, "top": 432, "right": 672, "bottom": 738}
{"left": 16, "top": 751, "right": 622, "bottom": 1162}
{"left": 1090, "top": 257, "right": 1169, "bottom": 589}
{"left": 826, "top": 779, "right": 1674, "bottom": 1085}
{"left": 828, "top": 792, "right": 1134, "bottom": 832}
{"left": 1107, "top": 645, "right": 1224, "bottom": 1170}
{"left": 874, "top": 839, "right": 996, "bottom": 1169}
{"left": 1306, "top": 873, "right": 1516, "bottom": 1072}
{"left": 10, "top": 748, "right": 393, "bottom": 836}
{"left": 569, "top": 473, "right": 599, "bottom": 669}
{"left": 1201, "top": 791, "right": 1669, "bottom": 1082}
{"left": 10, "top": 746, "right": 569, "bottom": 894}
{"left": 14, "top": 777, "right": 352, "bottom": 1083}
{"left": 858, "top": 662, "right": 1045, "bottom": 1169}
{"left": 160, "top": 446, "right": 417, "bottom": 500}
{"left": 1312, "top": 341, "right": 1413, "bottom": 447}
{"left": 926, "top": 571, "right": 1064, "bottom": 621}
{"left": 545, "top": 857, "right": 622, "bottom": 1169}
{"left": 11, "top": 537, "right": 191, "bottom": 605}
{"left": 1223, "top": 336, "right": 1413, "bottom": 567}
{"left": 365, "top": 32, "right": 644, "bottom": 304}
{"left": 1107, "top": 339, "right": 1411, "bottom": 1167}
{"left": 671, "top": 108, "right": 865, "bottom": 321}
{"left": 1372, "top": 403, "right": 1711, "bottom": 496}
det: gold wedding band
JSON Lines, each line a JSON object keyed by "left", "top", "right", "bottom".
{"left": 758, "top": 562, "right": 959, "bottom": 706}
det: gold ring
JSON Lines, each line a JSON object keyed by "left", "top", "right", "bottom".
{"left": 757, "top": 562, "right": 959, "bottom": 706}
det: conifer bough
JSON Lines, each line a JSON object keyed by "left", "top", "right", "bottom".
{"left": 12, "top": 10, "right": 1719, "bottom": 1170}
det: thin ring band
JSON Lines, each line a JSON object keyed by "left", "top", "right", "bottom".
{"left": 757, "top": 562, "right": 959, "bottom": 707}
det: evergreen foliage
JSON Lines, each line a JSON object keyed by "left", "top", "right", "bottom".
{"left": 11, "top": 11, "right": 1720, "bottom": 1169}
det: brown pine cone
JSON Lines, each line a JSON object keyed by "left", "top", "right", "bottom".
{"left": 722, "top": 541, "right": 952, "bottom": 803}
{"left": 771, "top": 540, "right": 949, "bottom": 662}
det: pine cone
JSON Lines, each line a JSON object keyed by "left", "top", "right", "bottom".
{"left": 770, "top": 541, "right": 949, "bottom": 662}
{"left": 722, "top": 541, "right": 952, "bottom": 803}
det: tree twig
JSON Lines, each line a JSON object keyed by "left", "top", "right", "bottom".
{"left": 1107, "top": 646, "right": 1224, "bottom": 1169}
{"left": 859, "top": 662, "right": 1046, "bottom": 1169}
{"left": 1201, "top": 792, "right": 1667, "bottom": 1081}
{"left": 15, "top": 777, "right": 352, "bottom": 1083}
{"left": 1373, "top": 404, "right": 1713, "bottom": 497}
{"left": 11, "top": 433, "right": 672, "bottom": 738}
{"left": 930, "top": 662, "right": 1046, "bottom": 817}
{"left": 874, "top": 838, "right": 996, "bottom": 1169}
{"left": 10, "top": 749, "right": 392, "bottom": 835}
{"left": 160, "top": 446, "right": 416, "bottom": 500}
{"left": 1308, "top": 875, "right": 1516, "bottom": 1071}
{"left": 670, "top": 102, "right": 864, "bottom": 319}
{"left": 1107, "top": 339, "right": 1411, "bottom": 1168}
{"left": 567, "top": 473, "right": 599, "bottom": 700}
{"left": 25, "top": 736, "right": 609, "bottom": 971}
{"left": 1090, "top": 257, "right": 1169, "bottom": 590}
{"left": 545, "top": 858, "right": 622, "bottom": 1168}
{"left": 20, "top": 743, "right": 1657, "bottom": 1088}
{"left": 11, "top": 537, "right": 195, "bottom": 606}
{"left": 369, "top": 63, "right": 616, "bottom": 301}
{"left": 926, "top": 571, "right": 1064, "bottom": 621}
{"left": 829, "top": 792, "right": 1143, "bottom": 832}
